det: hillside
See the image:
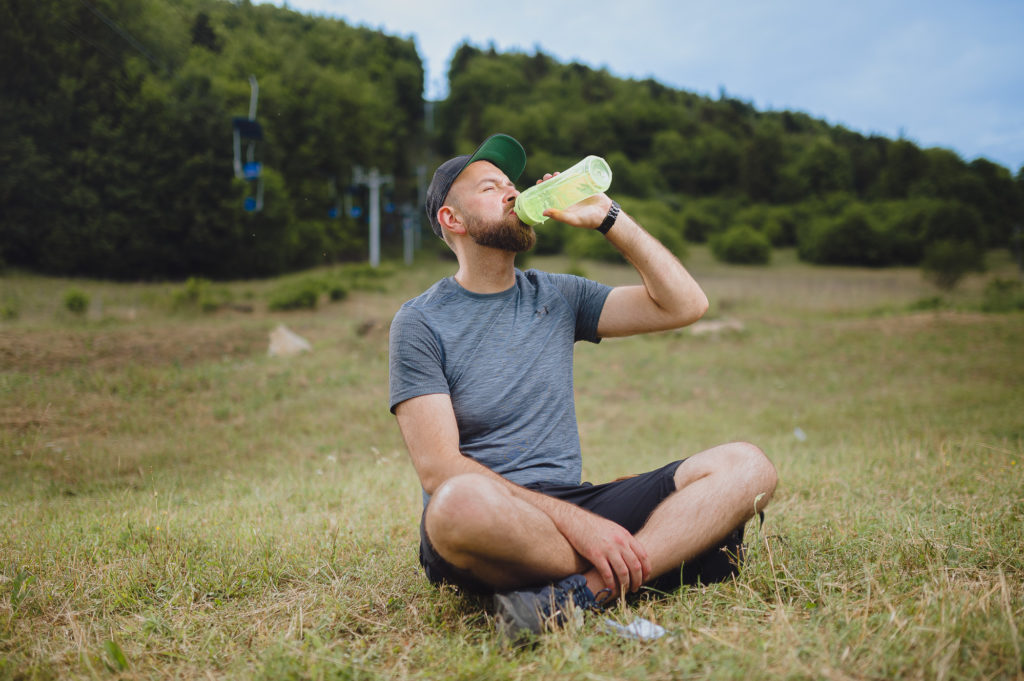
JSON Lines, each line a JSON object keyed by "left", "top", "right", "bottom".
{"left": 1, "top": 2, "right": 1020, "bottom": 279}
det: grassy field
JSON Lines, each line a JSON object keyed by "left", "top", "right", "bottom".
{"left": 1, "top": 247, "right": 1022, "bottom": 680}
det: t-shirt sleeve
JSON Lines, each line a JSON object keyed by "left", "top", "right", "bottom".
{"left": 388, "top": 305, "right": 450, "bottom": 413}
{"left": 548, "top": 273, "right": 612, "bottom": 343}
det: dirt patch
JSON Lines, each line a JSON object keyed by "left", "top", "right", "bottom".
{"left": 838, "top": 311, "right": 997, "bottom": 335}
{"left": 0, "top": 324, "right": 267, "bottom": 373}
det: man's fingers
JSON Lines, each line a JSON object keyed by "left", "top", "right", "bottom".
{"left": 632, "top": 539, "right": 651, "bottom": 584}
{"left": 543, "top": 208, "right": 573, "bottom": 224}
{"left": 595, "top": 559, "right": 616, "bottom": 594}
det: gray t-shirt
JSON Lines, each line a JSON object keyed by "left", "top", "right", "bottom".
{"left": 388, "top": 269, "right": 612, "bottom": 489}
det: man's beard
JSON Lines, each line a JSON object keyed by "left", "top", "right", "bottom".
{"left": 466, "top": 211, "right": 536, "bottom": 253}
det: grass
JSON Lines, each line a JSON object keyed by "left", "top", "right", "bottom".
{"left": 1, "top": 248, "right": 1022, "bottom": 680}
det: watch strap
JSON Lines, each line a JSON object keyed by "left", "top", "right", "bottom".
{"left": 597, "top": 200, "right": 620, "bottom": 235}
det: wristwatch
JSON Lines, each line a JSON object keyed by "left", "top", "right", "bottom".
{"left": 597, "top": 201, "right": 620, "bottom": 235}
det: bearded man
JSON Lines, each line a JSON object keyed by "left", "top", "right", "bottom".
{"left": 388, "top": 133, "right": 777, "bottom": 637}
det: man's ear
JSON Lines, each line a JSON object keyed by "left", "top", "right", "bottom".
{"left": 438, "top": 205, "right": 466, "bottom": 236}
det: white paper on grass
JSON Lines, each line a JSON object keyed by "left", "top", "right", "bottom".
{"left": 602, "top": 617, "right": 666, "bottom": 640}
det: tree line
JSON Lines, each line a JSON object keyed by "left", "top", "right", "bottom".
{"left": 1, "top": 0, "right": 422, "bottom": 279}
{"left": 2, "top": 0, "right": 1021, "bottom": 279}
{"left": 439, "top": 45, "right": 1023, "bottom": 271}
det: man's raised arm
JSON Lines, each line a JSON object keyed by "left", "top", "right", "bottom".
{"left": 544, "top": 195, "right": 708, "bottom": 338}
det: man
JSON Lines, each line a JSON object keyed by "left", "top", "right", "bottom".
{"left": 388, "top": 133, "right": 777, "bottom": 637}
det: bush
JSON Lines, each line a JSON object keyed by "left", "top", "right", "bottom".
{"left": 326, "top": 281, "right": 349, "bottom": 302}
{"left": 339, "top": 263, "right": 395, "bottom": 292}
{"left": 710, "top": 225, "right": 772, "bottom": 264}
{"left": 734, "top": 204, "right": 800, "bottom": 246}
{"left": 681, "top": 205, "right": 719, "bottom": 243}
{"left": 874, "top": 199, "right": 932, "bottom": 264}
{"left": 798, "top": 203, "right": 891, "bottom": 266}
{"left": 924, "top": 201, "right": 985, "bottom": 246}
{"left": 171, "top": 277, "right": 232, "bottom": 313}
{"left": 268, "top": 279, "right": 321, "bottom": 311}
{"left": 920, "top": 239, "right": 986, "bottom": 290}
{"left": 63, "top": 289, "right": 89, "bottom": 315}
{"left": 980, "top": 277, "right": 1024, "bottom": 312}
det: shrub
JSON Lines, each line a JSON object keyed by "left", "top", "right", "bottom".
{"left": 798, "top": 203, "right": 890, "bottom": 266}
{"left": 710, "top": 225, "right": 772, "bottom": 264}
{"left": 681, "top": 205, "right": 719, "bottom": 243}
{"left": 980, "top": 277, "right": 1024, "bottom": 312}
{"left": 339, "top": 263, "right": 395, "bottom": 292}
{"left": 268, "top": 279, "right": 321, "bottom": 311}
{"left": 171, "top": 277, "right": 231, "bottom": 313}
{"left": 735, "top": 204, "right": 800, "bottom": 246}
{"left": 875, "top": 199, "right": 932, "bottom": 264}
{"left": 63, "top": 289, "right": 90, "bottom": 315}
{"left": 326, "top": 281, "right": 349, "bottom": 302}
{"left": 924, "top": 201, "right": 985, "bottom": 246}
{"left": 920, "top": 239, "right": 986, "bottom": 290}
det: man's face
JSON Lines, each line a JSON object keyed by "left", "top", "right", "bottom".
{"left": 447, "top": 161, "right": 536, "bottom": 253}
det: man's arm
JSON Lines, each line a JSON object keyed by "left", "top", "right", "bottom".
{"left": 394, "top": 392, "right": 650, "bottom": 591}
{"left": 544, "top": 194, "right": 709, "bottom": 338}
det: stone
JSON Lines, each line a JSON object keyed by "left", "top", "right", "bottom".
{"left": 268, "top": 324, "right": 311, "bottom": 357}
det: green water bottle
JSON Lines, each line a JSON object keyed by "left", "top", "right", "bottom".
{"left": 514, "top": 155, "right": 612, "bottom": 226}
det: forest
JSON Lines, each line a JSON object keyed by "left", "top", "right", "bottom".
{"left": 2, "top": 0, "right": 1022, "bottom": 279}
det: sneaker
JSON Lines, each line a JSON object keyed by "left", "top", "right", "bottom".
{"left": 493, "top": 574, "right": 605, "bottom": 638}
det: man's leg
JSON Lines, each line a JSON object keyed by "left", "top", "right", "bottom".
{"left": 424, "top": 473, "right": 585, "bottom": 591}
{"left": 580, "top": 441, "right": 776, "bottom": 594}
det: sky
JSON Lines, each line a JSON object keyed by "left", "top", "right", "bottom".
{"left": 266, "top": 0, "right": 1024, "bottom": 173}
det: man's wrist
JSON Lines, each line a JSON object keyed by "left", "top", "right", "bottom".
{"left": 597, "top": 201, "right": 620, "bottom": 235}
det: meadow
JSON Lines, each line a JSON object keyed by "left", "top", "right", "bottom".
{"left": 1, "top": 248, "right": 1022, "bottom": 680}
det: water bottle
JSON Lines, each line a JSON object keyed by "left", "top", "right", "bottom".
{"left": 514, "top": 155, "right": 612, "bottom": 226}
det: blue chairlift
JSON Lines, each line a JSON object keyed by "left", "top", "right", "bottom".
{"left": 232, "top": 75, "right": 264, "bottom": 212}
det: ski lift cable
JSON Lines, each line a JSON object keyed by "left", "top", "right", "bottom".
{"left": 47, "top": 8, "right": 124, "bottom": 63}
{"left": 76, "top": 0, "right": 166, "bottom": 71}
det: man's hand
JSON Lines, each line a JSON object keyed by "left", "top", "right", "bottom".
{"left": 532, "top": 172, "right": 613, "bottom": 230}
{"left": 558, "top": 508, "right": 650, "bottom": 593}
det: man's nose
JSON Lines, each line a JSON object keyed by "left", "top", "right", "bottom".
{"left": 504, "top": 186, "right": 519, "bottom": 202}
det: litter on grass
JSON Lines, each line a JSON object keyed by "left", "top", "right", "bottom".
{"left": 602, "top": 617, "right": 666, "bottom": 641}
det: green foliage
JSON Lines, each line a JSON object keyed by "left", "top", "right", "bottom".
{"left": 103, "top": 640, "right": 129, "bottom": 672}
{"left": 798, "top": 203, "right": 892, "bottom": 266}
{"left": 62, "top": 289, "right": 90, "bottom": 316}
{"left": 734, "top": 204, "right": 800, "bottom": 247}
{"left": 681, "top": 204, "right": 721, "bottom": 243}
{"left": 2, "top": 6, "right": 1019, "bottom": 278}
{"left": 172, "top": 277, "right": 231, "bottom": 313}
{"left": 907, "top": 295, "right": 945, "bottom": 312}
{"left": 922, "top": 200, "right": 985, "bottom": 246}
{"left": 921, "top": 240, "right": 986, "bottom": 290}
{"left": 710, "top": 225, "right": 772, "bottom": 264}
{"left": 981, "top": 277, "right": 1024, "bottom": 312}
{"left": 793, "top": 137, "right": 853, "bottom": 196}
{"left": 1, "top": 0, "right": 422, "bottom": 280}
{"left": 338, "top": 263, "right": 395, "bottom": 292}
{"left": 267, "top": 279, "right": 322, "bottom": 311}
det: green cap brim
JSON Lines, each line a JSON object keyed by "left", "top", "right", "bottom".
{"left": 465, "top": 134, "right": 527, "bottom": 183}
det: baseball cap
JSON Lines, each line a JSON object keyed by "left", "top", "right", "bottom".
{"left": 425, "top": 133, "right": 527, "bottom": 238}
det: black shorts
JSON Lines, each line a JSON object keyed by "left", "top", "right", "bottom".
{"left": 418, "top": 459, "right": 748, "bottom": 595}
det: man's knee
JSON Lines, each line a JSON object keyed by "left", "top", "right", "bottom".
{"left": 677, "top": 441, "right": 777, "bottom": 506}
{"left": 730, "top": 441, "right": 777, "bottom": 495}
{"left": 424, "top": 473, "right": 507, "bottom": 549}
{"left": 737, "top": 444, "right": 774, "bottom": 507}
